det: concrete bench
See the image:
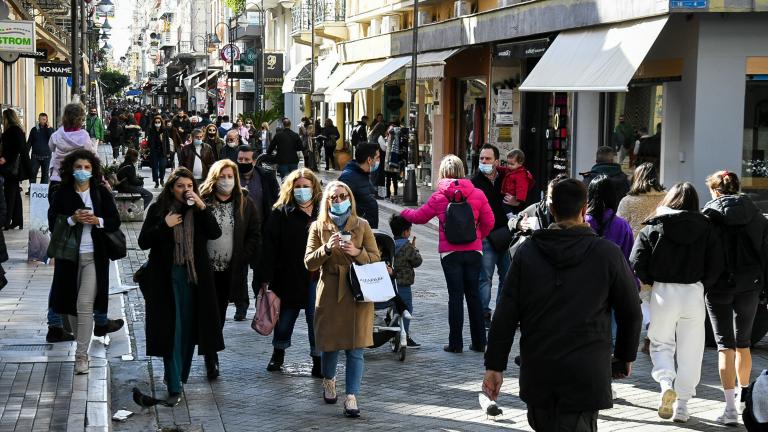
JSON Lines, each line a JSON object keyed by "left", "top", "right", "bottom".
{"left": 114, "top": 193, "right": 145, "bottom": 222}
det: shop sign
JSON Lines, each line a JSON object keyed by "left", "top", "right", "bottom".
{"left": 37, "top": 62, "right": 72, "bottom": 77}
{"left": 228, "top": 71, "right": 252, "bottom": 79}
{"left": 236, "top": 92, "right": 254, "bottom": 100}
{"left": 0, "top": 20, "right": 35, "bottom": 53}
{"left": 263, "top": 52, "right": 283, "bottom": 86}
{"left": 220, "top": 44, "right": 240, "bottom": 63}
{"left": 494, "top": 38, "right": 549, "bottom": 59}
{"left": 670, "top": 0, "right": 707, "bottom": 8}
{"left": 496, "top": 89, "right": 514, "bottom": 125}
{"left": 240, "top": 79, "right": 255, "bottom": 93}
{"left": 19, "top": 48, "right": 47, "bottom": 59}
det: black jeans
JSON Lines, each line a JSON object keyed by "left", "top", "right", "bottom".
{"left": 385, "top": 172, "right": 399, "bottom": 197}
{"left": 29, "top": 157, "right": 50, "bottom": 184}
{"left": 527, "top": 404, "right": 598, "bottom": 432}
{"left": 3, "top": 177, "right": 21, "bottom": 228}
{"left": 213, "top": 269, "right": 232, "bottom": 328}
{"left": 705, "top": 289, "right": 761, "bottom": 350}
{"left": 440, "top": 251, "right": 486, "bottom": 349}
{"left": 150, "top": 151, "right": 166, "bottom": 184}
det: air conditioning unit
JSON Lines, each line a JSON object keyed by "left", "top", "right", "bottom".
{"left": 453, "top": 0, "right": 471, "bottom": 17}
{"left": 417, "top": 10, "right": 432, "bottom": 26}
{"left": 381, "top": 14, "right": 401, "bottom": 33}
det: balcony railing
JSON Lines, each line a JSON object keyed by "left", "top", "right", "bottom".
{"left": 315, "top": 0, "right": 345, "bottom": 23}
{"left": 291, "top": 3, "right": 312, "bottom": 34}
{"left": 177, "top": 40, "right": 192, "bottom": 53}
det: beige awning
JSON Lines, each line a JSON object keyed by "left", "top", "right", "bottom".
{"left": 404, "top": 49, "right": 463, "bottom": 80}
{"left": 343, "top": 56, "right": 411, "bottom": 91}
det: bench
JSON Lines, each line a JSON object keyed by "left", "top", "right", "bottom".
{"left": 114, "top": 193, "right": 145, "bottom": 222}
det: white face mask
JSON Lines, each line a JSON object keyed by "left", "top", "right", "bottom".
{"left": 216, "top": 178, "right": 235, "bottom": 194}
{"left": 227, "top": 140, "right": 238, "bottom": 148}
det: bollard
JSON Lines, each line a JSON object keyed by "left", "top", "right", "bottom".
{"left": 404, "top": 164, "right": 418, "bottom": 206}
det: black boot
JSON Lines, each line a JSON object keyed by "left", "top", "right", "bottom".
{"left": 204, "top": 353, "right": 219, "bottom": 380}
{"left": 266, "top": 349, "right": 285, "bottom": 372}
{"left": 46, "top": 326, "right": 75, "bottom": 343}
{"left": 311, "top": 355, "right": 322, "bottom": 378}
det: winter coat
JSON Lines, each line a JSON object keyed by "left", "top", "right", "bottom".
{"left": 242, "top": 166, "right": 280, "bottom": 227}
{"left": 138, "top": 201, "right": 224, "bottom": 357}
{"left": 485, "top": 223, "right": 642, "bottom": 412}
{"left": 585, "top": 209, "right": 634, "bottom": 260}
{"left": 582, "top": 163, "right": 630, "bottom": 200}
{"left": 393, "top": 238, "right": 422, "bottom": 287}
{"left": 304, "top": 215, "right": 380, "bottom": 351}
{"left": 0, "top": 176, "right": 6, "bottom": 259}
{"left": 261, "top": 204, "right": 318, "bottom": 309}
{"left": 27, "top": 125, "right": 53, "bottom": 158}
{"left": 339, "top": 161, "right": 379, "bottom": 229}
{"left": 86, "top": 115, "right": 104, "bottom": 140}
{"left": 178, "top": 143, "right": 216, "bottom": 180}
{"left": 115, "top": 161, "right": 145, "bottom": 194}
{"left": 267, "top": 129, "right": 303, "bottom": 165}
{"left": 471, "top": 169, "right": 510, "bottom": 231}
{"left": 616, "top": 190, "right": 666, "bottom": 237}
{"left": 630, "top": 208, "right": 723, "bottom": 289}
{"left": 48, "top": 184, "right": 121, "bottom": 316}
{"left": 218, "top": 122, "right": 233, "bottom": 138}
{"left": 204, "top": 136, "right": 225, "bottom": 158}
{"left": 401, "top": 178, "right": 494, "bottom": 253}
{"left": 703, "top": 195, "right": 768, "bottom": 294}
{"left": 219, "top": 144, "right": 239, "bottom": 162}
{"left": 500, "top": 166, "right": 535, "bottom": 204}
{"left": 203, "top": 192, "right": 261, "bottom": 303}
{"left": 147, "top": 128, "right": 171, "bottom": 155}
{"left": 48, "top": 127, "right": 94, "bottom": 182}
{"left": 0, "top": 124, "right": 27, "bottom": 180}
{"left": 508, "top": 199, "right": 552, "bottom": 234}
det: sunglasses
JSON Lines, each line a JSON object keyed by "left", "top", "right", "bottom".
{"left": 329, "top": 193, "right": 349, "bottom": 202}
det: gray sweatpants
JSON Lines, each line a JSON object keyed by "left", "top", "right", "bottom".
{"left": 68, "top": 253, "right": 97, "bottom": 358}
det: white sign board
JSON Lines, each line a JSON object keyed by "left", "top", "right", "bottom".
{"left": 240, "top": 79, "right": 255, "bottom": 93}
{"left": 0, "top": 20, "right": 35, "bottom": 53}
{"left": 496, "top": 88, "right": 514, "bottom": 125}
{"left": 28, "top": 183, "right": 50, "bottom": 262}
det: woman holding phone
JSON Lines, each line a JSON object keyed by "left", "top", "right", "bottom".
{"left": 48, "top": 150, "right": 121, "bottom": 375}
{"left": 138, "top": 167, "right": 223, "bottom": 405}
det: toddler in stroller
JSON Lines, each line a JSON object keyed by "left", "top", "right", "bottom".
{"left": 369, "top": 230, "right": 412, "bottom": 361}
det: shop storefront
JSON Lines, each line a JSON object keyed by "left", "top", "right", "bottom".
{"left": 742, "top": 58, "right": 768, "bottom": 210}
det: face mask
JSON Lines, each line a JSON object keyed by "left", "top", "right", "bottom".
{"left": 208, "top": 131, "right": 216, "bottom": 136}
{"left": 372, "top": 161, "right": 380, "bottom": 172}
{"left": 227, "top": 140, "right": 238, "bottom": 148}
{"left": 193, "top": 139, "right": 202, "bottom": 145}
{"left": 293, "top": 187, "right": 313, "bottom": 204}
{"left": 216, "top": 178, "right": 235, "bottom": 194}
{"left": 154, "top": 123, "right": 161, "bottom": 128}
{"left": 89, "top": 113, "right": 96, "bottom": 117}
{"left": 330, "top": 199, "right": 351, "bottom": 215}
{"left": 73, "top": 169, "right": 92, "bottom": 184}
{"left": 478, "top": 163, "right": 494, "bottom": 175}
{"left": 238, "top": 162, "right": 253, "bottom": 176}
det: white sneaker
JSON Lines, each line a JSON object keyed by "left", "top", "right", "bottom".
{"left": 673, "top": 400, "right": 690, "bottom": 423}
{"left": 75, "top": 356, "right": 89, "bottom": 375}
{"left": 658, "top": 388, "right": 676, "bottom": 419}
{"left": 716, "top": 408, "right": 739, "bottom": 426}
{"left": 612, "top": 385, "right": 618, "bottom": 400}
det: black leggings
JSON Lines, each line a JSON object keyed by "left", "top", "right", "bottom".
{"left": 705, "top": 290, "right": 761, "bottom": 350}
{"left": 385, "top": 172, "right": 399, "bottom": 197}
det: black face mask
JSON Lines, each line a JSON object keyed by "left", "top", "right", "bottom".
{"left": 238, "top": 162, "right": 254, "bottom": 176}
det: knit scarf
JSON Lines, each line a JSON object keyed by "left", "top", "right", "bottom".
{"left": 329, "top": 208, "right": 351, "bottom": 230}
{"left": 173, "top": 206, "right": 197, "bottom": 284}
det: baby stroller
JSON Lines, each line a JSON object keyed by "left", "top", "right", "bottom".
{"left": 255, "top": 152, "right": 278, "bottom": 174}
{"left": 369, "top": 230, "right": 412, "bottom": 361}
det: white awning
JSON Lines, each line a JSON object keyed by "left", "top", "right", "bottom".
{"left": 313, "top": 54, "right": 339, "bottom": 95}
{"left": 404, "top": 48, "right": 463, "bottom": 80}
{"left": 343, "top": 56, "right": 411, "bottom": 91}
{"left": 282, "top": 59, "right": 311, "bottom": 93}
{"left": 519, "top": 16, "right": 669, "bottom": 92}
{"left": 186, "top": 70, "right": 206, "bottom": 82}
{"left": 193, "top": 71, "right": 221, "bottom": 89}
{"left": 315, "top": 62, "right": 360, "bottom": 103}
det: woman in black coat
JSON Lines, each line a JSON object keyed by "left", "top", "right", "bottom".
{"left": 320, "top": 119, "right": 340, "bottom": 171}
{"left": 147, "top": 115, "right": 171, "bottom": 188}
{"left": 137, "top": 167, "right": 223, "bottom": 405}
{"left": 0, "top": 109, "right": 27, "bottom": 230}
{"left": 260, "top": 168, "right": 322, "bottom": 376}
{"left": 116, "top": 148, "right": 153, "bottom": 208}
{"left": 49, "top": 150, "right": 121, "bottom": 374}
{"left": 199, "top": 159, "right": 261, "bottom": 379}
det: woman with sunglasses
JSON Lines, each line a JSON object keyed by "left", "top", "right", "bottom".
{"left": 305, "top": 180, "right": 380, "bottom": 418}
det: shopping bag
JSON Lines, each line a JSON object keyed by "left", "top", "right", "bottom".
{"left": 252, "top": 283, "right": 280, "bottom": 336}
{"left": 348, "top": 261, "right": 396, "bottom": 303}
{"left": 47, "top": 215, "right": 82, "bottom": 262}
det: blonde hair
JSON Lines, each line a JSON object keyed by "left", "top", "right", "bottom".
{"left": 61, "top": 102, "right": 85, "bottom": 129}
{"left": 275, "top": 168, "right": 323, "bottom": 209}
{"left": 199, "top": 159, "right": 245, "bottom": 218}
{"left": 261, "top": 122, "right": 269, "bottom": 129}
{"left": 438, "top": 154, "right": 465, "bottom": 181}
{"left": 2, "top": 109, "right": 21, "bottom": 130}
{"left": 317, "top": 181, "right": 358, "bottom": 226}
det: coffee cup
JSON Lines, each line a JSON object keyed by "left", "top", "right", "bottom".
{"left": 340, "top": 231, "right": 352, "bottom": 243}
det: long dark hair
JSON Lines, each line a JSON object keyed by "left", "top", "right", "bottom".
{"left": 587, "top": 175, "right": 618, "bottom": 237}
{"left": 60, "top": 149, "right": 104, "bottom": 188}
{"left": 659, "top": 182, "right": 699, "bottom": 212}
{"left": 629, "top": 163, "right": 664, "bottom": 195}
{"left": 156, "top": 167, "right": 198, "bottom": 214}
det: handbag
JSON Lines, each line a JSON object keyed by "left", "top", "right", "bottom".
{"left": 252, "top": 283, "right": 280, "bottom": 336}
{"left": 103, "top": 229, "right": 127, "bottom": 260}
{"left": 133, "top": 261, "right": 150, "bottom": 297}
{"left": 47, "top": 215, "right": 83, "bottom": 262}
{"left": 487, "top": 227, "right": 513, "bottom": 253}
{"left": 347, "top": 261, "right": 396, "bottom": 302}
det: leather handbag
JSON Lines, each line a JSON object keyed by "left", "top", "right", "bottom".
{"left": 47, "top": 215, "right": 82, "bottom": 262}
{"left": 252, "top": 283, "right": 280, "bottom": 336}
{"left": 103, "top": 229, "right": 127, "bottom": 260}
{"left": 487, "top": 226, "right": 513, "bottom": 254}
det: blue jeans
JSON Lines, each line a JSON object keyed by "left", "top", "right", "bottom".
{"left": 440, "top": 251, "right": 486, "bottom": 349}
{"left": 322, "top": 349, "right": 364, "bottom": 395}
{"left": 277, "top": 164, "right": 298, "bottom": 179}
{"left": 272, "top": 280, "right": 318, "bottom": 356}
{"left": 150, "top": 151, "right": 166, "bottom": 183}
{"left": 479, "top": 239, "right": 511, "bottom": 315}
{"left": 47, "top": 308, "right": 107, "bottom": 327}
{"left": 398, "top": 285, "right": 413, "bottom": 333}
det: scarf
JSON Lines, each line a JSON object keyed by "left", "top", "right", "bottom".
{"left": 173, "top": 206, "right": 197, "bottom": 284}
{"left": 329, "top": 208, "right": 351, "bottom": 230}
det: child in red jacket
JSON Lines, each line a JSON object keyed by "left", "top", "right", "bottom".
{"left": 501, "top": 149, "right": 534, "bottom": 216}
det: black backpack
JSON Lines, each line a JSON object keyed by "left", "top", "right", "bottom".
{"left": 444, "top": 183, "right": 477, "bottom": 245}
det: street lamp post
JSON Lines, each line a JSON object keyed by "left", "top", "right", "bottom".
{"left": 310, "top": 0, "right": 314, "bottom": 123}
{"left": 71, "top": 0, "right": 78, "bottom": 98}
{"left": 404, "top": 0, "right": 419, "bottom": 205}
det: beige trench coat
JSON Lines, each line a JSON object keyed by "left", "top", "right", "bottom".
{"left": 304, "top": 215, "right": 380, "bottom": 352}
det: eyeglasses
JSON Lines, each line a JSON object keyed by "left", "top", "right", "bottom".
{"left": 329, "top": 193, "right": 349, "bottom": 202}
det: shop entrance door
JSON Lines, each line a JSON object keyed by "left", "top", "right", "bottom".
{"left": 521, "top": 91, "right": 548, "bottom": 202}
{"left": 455, "top": 78, "right": 487, "bottom": 175}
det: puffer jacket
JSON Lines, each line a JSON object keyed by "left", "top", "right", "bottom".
{"left": 703, "top": 194, "right": 768, "bottom": 294}
{"left": 401, "top": 178, "right": 494, "bottom": 253}
{"left": 48, "top": 127, "right": 94, "bottom": 182}
{"left": 339, "top": 160, "right": 378, "bottom": 228}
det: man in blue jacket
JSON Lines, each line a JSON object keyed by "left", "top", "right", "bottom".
{"left": 339, "top": 142, "right": 380, "bottom": 228}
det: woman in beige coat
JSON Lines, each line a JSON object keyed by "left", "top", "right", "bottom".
{"left": 305, "top": 180, "right": 380, "bottom": 418}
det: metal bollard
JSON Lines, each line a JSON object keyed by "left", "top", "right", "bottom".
{"left": 404, "top": 164, "right": 417, "bottom": 206}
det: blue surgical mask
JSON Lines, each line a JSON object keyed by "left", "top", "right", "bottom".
{"left": 73, "top": 169, "right": 92, "bottom": 184}
{"left": 330, "top": 199, "right": 351, "bottom": 215}
{"left": 293, "top": 187, "right": 313, "bottom": 204}
{"left": 478, "top": 163, "right": 494, "bottom": 175}
{"left": 372, "top": 161, "right": 380, "bottom": 172}
{"left": 193, "top": 139, "right": 203, "bottom": 145}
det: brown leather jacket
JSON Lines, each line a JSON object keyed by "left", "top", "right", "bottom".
{"left": 178, "top": 143, "right": 216, "bottom": 180}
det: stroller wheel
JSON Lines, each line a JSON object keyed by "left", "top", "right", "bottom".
{"left": 398, "top": 347, "right": 406, "bottom": 362}
{"left": 390, "top": 335, "right": 401, "bottom": 353}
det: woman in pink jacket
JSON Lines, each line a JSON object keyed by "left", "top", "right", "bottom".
{"left": 400, "top": 154, "right": 494, "bottom": 353}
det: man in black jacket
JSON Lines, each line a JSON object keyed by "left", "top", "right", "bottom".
{"left": 484, "top": 179, "right": 642, "bottom": 432}
{"left": 27, "top": 113, "right": 53, "bottom": 192}
{"left": 267, "top": 118, "right": 303, "bottom": 179}
{"left": 581, "top": 146, "right": 630, "bottom": 200}
{"left": 338, "top": 142, "right": 380, "bottom": 228}
{"left": 351, "top": 115, "right": 369, "bottom": 157}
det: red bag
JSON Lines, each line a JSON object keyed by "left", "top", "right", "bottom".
{"left": 251, "top": 283, "right": 280, "bottom": 336}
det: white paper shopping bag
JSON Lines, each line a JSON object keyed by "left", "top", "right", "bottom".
{"left": 350, "top": 262, "right": 396, "bottom": 302}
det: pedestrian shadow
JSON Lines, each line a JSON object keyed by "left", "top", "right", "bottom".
{"left": 599, "top": 413, "right": 724, "bottom": 431}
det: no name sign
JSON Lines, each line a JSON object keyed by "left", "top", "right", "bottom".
{"left": 37, "top": 62, "right": 72, "bottom": 77}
